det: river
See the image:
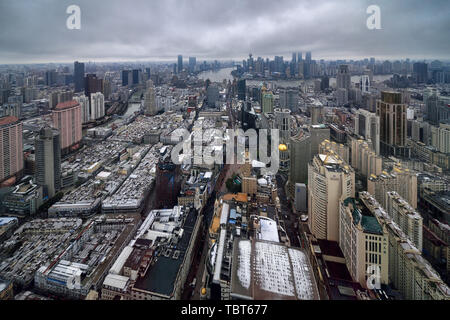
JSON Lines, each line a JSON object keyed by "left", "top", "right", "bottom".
{"left": 198, "top": 67, "right": 393, "bottom": 87}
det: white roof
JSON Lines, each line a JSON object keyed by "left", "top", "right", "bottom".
{"left": 259, "top": 217, "right": 280, "bottom": 243}
{"left": 103, "top": 274, "right": 129, "bottom": 290}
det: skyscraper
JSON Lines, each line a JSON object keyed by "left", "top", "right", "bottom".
{"left": 305, "top": 51, "right": 312, "bottom": 62}
{"left": 376, "top": 91, "right": 410, "bottom": 157}
{"left": 237, "top": 79, "right": 246, "bottom": 101}
{"left": 35, "top": 127, "right": 61, "bottom": 198}
{"left": 177, "top": 55, "right": 183, "bottom": 73}
{"left": 0, "top": 116, "right": 23, "bottom": 184}
{"left": 337, "top": 64, "right": 351, "bottom": 91}
{"left": 84, "top": 74, "right": 103, "bottom": 98}
{"left": 308, "top": 153, "right": 355, "bottom": 241}
{"left": 132, "top": 69, "right": 141, "bottom": 85}
{"left": 287, "top": 131, "right": 310, "bottom": 199}
{"left": 297, "top": 52, "right": 302, "bottom": 62}
{"left": 413, "top": 62, "right": 428, "bottom": 84}
{"left": 52, "top": 100, "right": 82, "bottom": 154}
{"left": 122, "top": 70, "right": 130, "bottom": 86}
{"left": 274, "top": 108, "right": 291, "bottom": 172}
{"left": 144, "top": 80, "right": 157, "bottom": 116}
{"left": 74, "top": 61, "right": 85, "bottom": 93}
{"left": 188, "top": 57, "right": 196, "bottom": 73}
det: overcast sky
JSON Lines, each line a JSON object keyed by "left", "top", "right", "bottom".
{"left": 0, "top": 0, "right": 449, "bottom": 64}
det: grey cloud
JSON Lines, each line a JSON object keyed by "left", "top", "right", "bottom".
{"left": 0, "top": 0, "right": 449, "bottom": 63}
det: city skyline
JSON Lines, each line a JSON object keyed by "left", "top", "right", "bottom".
{"left": 0, "top": 0, "right": 449, "bottom": 64}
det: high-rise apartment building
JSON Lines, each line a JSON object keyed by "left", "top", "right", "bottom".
{"left": 90, "top": 92, "right": 105, "bottom": 121}
{"left": 35, "top": 127, "right": 61, "bottom": 198}
{"left": 52, "top": 100, "right": 82, "bottom": 154}
{"left": 354, "top": 109, "right": 380, "bottom": 155}
{"left": 367, "top": 166, "right": 418, "bottom": 209}
{"left": 339, "top": 196, "right": 389, "bottom": 287}
{"left": 74, "top": 94, "right": 90, "bottom": 124}
{"left": 0, "top": 116, "right": 23, "bottom": 184}
{"left": 261, "top": 91, "right": 274, "bottom": 113}
{"left": 308, "top": 153, "right": 355, "bottom": 241}
{"left": 385, "top": 191, "right": 423, "bottom": 251}
{"left": 359, "top": 191, "right": 449, "bottom": 300}
{"left": 349, "top": 137, "right": 382, "bottom": 178}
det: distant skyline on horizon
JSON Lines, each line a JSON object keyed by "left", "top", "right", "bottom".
{"left": 1, "top": 0, "right": 449, "bottom": 65}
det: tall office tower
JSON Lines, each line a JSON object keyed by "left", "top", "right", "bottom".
{"left": 74, "top": 95, "right": 90, "bottom": 124}
{"left": 90, "top": 92, "right": 105, "bottom": 121}
{"left": 376, "top": 91, "right": 410, "bottom": 157}
{"left": 144, "top": 80, "right": 157, "bottom": 116}
{"left": 279, "top": 89, "right": 299, "bottom": 111}
{"left": 52, "top": 100, "right": 82, "bottom": 154}
{"left": 237, "top": 79, "right": 246, "bottom": 101}
{"left": 261, "top": 91, "right": 274, "bottom": 113}
{"left": 74, "top": 61, "right": 85, "bottom": 93}
{"left": 305, "top": 51, "right": 311, "bottom": 62}
{"left": 413, "top": 62, "right": 428, "bottom": 84}
{"left": 308, "top": 153, "right": 355, "bottom": 241}
{"left": 358, "top": 192, "right": 449, "bottom": 300}
{"left": 206, "top": 84, "right": 219, "bottom": 107}
{"left": 274, "top": 108, "right": 291, "bottom": 172}
{"left": 45, "top": 70, "right": 58, "bottom": 86}
{"left": 360, "top": 75, "right": 370, "bottom": 93}
{"left": 339, "top": 197, "right": 389, "bottom": 287}
{"left": 132, "top": 69, "right": 140, "bottom": 85}
{"left": 84, "top": 74, "right": 103, "bottom": 98}
{"left": 188, "top": 57, "right": 196, "bottom": 73}
{"left": 34, "top": 127, "right": 61, "bottom": 198}
{"left": 367, "top": 166, "right": 418, "bottom": 209}
{"left": 291, "top": 52, "right": 297, "bottom": 64}
{"left": 349, "top": 137, "right": 382, "bottom": 178}
{"left": 297, "top": 52, "right": 302, "bottom": 62}
{"left": 337, "top": 64, "right": 351, "bottom": 90}
{"left": 310, "top": 104, "right": 323, "bottom": 125}
{"left": 0, "top": 116, "right": 23, "bottom": 184}
{"left": 287, "top": 132, "right": 311, "bottom": 199}
{"left": 320, "top": 76, "right": 330, "bottom": 91}
{"left": 386, "top": 191, "right": 423, "bottom": 251}
{"left": 354, "top": 109, "right": 380, "bottom": 154}
{"left": 122, "top": 70, "right": 130, "bottom": 86}
{"left": 309, "top": 124, "right": 330, "bottom": 160}
{"left": 177, "top": 55, "right": 183, "bottom": 73}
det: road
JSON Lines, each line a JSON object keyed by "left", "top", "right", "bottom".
{"left": 276, "top": 173, "right": 301, "bottom": 248}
